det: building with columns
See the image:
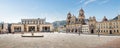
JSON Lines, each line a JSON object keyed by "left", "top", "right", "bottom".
{"left": 11, "top": 18, "right": 53, "bottom": 33}
{"left": 88, "top": 15, "right": 120, "bottom": 35}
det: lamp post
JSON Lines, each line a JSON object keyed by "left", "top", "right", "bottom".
{"left": 78, "top": 25, "right": 82, "bottom": 35}
{"left": 98, "top": 28, "right": 100, "bottom": 37}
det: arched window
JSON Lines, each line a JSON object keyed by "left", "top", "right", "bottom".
{"left": 104, "top": 30, "right": 105, "bottom": 32}
{"left": 114, "top": 30, "right": 116, "bottom": 32}
{"left": 117, "top": 30, "right": 119, "bottom": 33}
{"left": 106, "top": 30, "right": 108, "bottom": 32}
{"left": 116, "top": 26, "right": 118, "bottom": 28}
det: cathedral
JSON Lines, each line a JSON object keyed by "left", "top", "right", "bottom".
{"left": 66, "top": 8, "right": 87, "bottom": 33}
{"left": 66, "top": 8, "right": 120, "bottom": 35}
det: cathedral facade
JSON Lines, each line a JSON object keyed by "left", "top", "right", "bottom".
{"left": 66, "top": 8, "right": 88, "bottom": 33}
{"left": 66, "top": 8, "right": 120, "bottom": 35}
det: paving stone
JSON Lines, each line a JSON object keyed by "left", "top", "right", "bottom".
{"left": 0, "top": 33, "right": 120, "bottom": 48}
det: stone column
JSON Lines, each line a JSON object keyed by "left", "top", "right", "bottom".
{"left": 39, "top": 25, "right": 43, "bottom": 32}
{"left": 11, "top": 26, "right": 13, "bottom": 32}
{"left": 35, "top": 26, "right": 37, "bottom": 32}
{"left": 21, "top": 25, "right": 24, "bottom": 32}
{"left": 50, "top": 25, "right": 53, "bottom": 32}
{"left": 26, "top": 26, "right": 28, "bottom": 32}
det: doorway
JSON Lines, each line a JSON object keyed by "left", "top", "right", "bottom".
{"left": 42, "top": 27, "right": 50, "bottom": 32}
{"left": 28, "top": 26, "right": 35, "bottom": 32}
{"left": 14, "top": 27, "right": 21, "bottom": 32}
{"left": 91, "top": 29, "right": 94, "bottom": 34}
{"left": 75, "top": 29, "right": 77, "bottom": 33}
{"left": 110, "top": 30, "right": 112, "bottom": 34}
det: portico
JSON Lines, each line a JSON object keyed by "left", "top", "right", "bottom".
{"left": 11, "top": 24, "right": 24, "bottom": 32}
{"left": 11, "top": 18, "right": 53, "bottom": 32}
{"left": 39, "top": 24, "right": 53, "bottom": 32}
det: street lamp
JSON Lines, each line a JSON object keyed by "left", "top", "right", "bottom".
{"left": 78, "top": 25, "right": 82, "bottom": 35}
{"left": 97, "top": 28, "right": 100, "bottom": 37}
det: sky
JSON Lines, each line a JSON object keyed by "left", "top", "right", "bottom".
{"left": 0, "top": 0, "right": 120, "bottom": 23}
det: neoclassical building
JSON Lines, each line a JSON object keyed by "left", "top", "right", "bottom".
{"left": 11, "top": 18, "right": 53, "bottom": 33}
{"left": 88, "top": 15, "right": 120, "bottom": 35}
{"left": 66, "top": 8, "right": 89, "bottom": 33}
{"left": 66, "top": 8, "right": 120, "bottom": 35}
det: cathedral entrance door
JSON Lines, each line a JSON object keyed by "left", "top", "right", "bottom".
{"left": 75, "top": 29, "right": 77, "bottom": 33}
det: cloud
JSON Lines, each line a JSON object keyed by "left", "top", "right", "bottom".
{"left": 84, "top": 0, "right": 96, "bottom": 6}
{"left": 75, "top": 0, "right": 85, "bottom": 5}
{"left": 80, "top": 0, "right": 85, "bottom": 3}
{"left": 75, "top": 0, "right": 96, "bottom": 8}
{"left": 99, "top": 0, "right": 109, "bottom": 5}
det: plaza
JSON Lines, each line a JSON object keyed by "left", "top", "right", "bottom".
{"left": 0, "top": 32, "right": 120, "bottom": 48}
{"left": 0, "top": 0, "right": 120, "bottom": 48}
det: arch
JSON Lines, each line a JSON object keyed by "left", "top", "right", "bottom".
{"left": 75, "top": 29, "right": 77, "bottom": 33}
{"left": 110, "top": 30, "right": 112, "bottom": 34}
{"left": 28, "top": 26, "right": 35, "bottom": 32}
{"left": 91, "top": 29, "right": 94, "bottom": 34}
{"left": 42, "top": 26, "right": 50, "bottom": 32}
{"left": 71, "top": 29, "right": 74, "bottom": 32}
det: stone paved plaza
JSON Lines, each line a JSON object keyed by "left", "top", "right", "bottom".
{"left": 0, "top": 32, "right": 120, "bottom": 48}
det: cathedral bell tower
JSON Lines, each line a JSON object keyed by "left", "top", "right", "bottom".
{"left": 78, "top": 8, "right": 85, "bottom": 24}
{"left": 67, "top": 12, "right": 72, "bottom": 25}
{"left": 79, "top": 8, "right": 85, "bottom": 19}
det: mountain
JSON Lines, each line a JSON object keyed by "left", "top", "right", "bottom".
{"left": 52, "top": 20, "right": 66, "bottom": 28}
{"left": 52, "top": 19, "right": 88, "bottom": 28}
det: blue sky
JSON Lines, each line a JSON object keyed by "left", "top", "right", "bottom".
{"left": 0, "top": 0, "right": 120, "bottom": 23}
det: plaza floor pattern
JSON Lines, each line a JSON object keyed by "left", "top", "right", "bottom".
{"left": 0, "top": 33, "right": 120, "bottom": 48}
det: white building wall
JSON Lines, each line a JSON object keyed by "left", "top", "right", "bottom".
{"left": 82, "top": 25, "right": 90, "bottom": 34}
